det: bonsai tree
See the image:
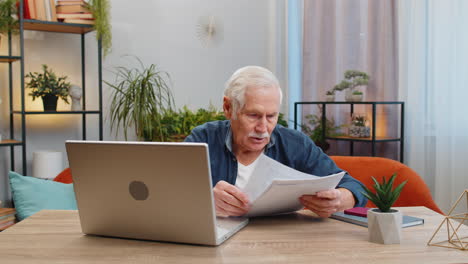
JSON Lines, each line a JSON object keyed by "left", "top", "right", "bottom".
{"left": 0, "top": 0, "right": 18, "bottom": 34}
{"left": 25, "top": 65, "right": 71, "bottom": 111}
{"left": 361, "top": 173, "right": 407, "bottom": 212}
{"left": 106, "top": 57, "right": 175, "bottom": 141}
{"left": 333, "top": 70, "right": 370, "bottom": 93}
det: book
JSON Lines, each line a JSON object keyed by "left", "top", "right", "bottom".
{"left": 35, "top": 0, "right": 47, "bottom": 21}
{"left": 57, "top": 12, "right": 93, "bottom": 19}
{"left": 57, "top": 0, "right": 85, "bottom": 5}
{"left": 0, "top": 208, "right": 16, "bottom": 217}
{"left": 16, "top": 0, "right": 31, "bottom": 19}
{"left": 49, "top": 0, "right": 58, "bottom": 21}
{"left": 0, "top": 220, "right": 15, "bottom": 230}
{"left": 344, "top": 207, "right": 369, "bottom": 217}
{"left": 63, "top": 18, "right": 94, "bottom": 24}
{"left": 0, "top": 215, "right": 15, "bottom": 224}
{"left": 331, "top": 211, "right": 424, "bottom": 228}
{"left": 56, "top": 4, "right": 90, "bottom": 13}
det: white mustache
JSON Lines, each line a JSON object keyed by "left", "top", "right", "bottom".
{"left": 248, "top": 132, "right": 269, "bottom": 138}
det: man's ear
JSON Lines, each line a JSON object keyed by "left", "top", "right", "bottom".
{"left": 223, "top": 96, "right": 233, "bottom": 119}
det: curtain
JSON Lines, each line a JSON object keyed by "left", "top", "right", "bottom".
{"left": 301, "top": 0, "right": 399, "bottom": 159}
{"left": 399, "top": 0, "right": 468, "bottom": 212}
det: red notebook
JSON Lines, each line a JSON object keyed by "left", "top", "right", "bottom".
{"left": 344, "top": 207, "right": 369, "bottom": 217}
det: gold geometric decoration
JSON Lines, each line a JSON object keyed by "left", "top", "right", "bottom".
{"left": 427, "top": 189, "right": 468, "bottom": 250}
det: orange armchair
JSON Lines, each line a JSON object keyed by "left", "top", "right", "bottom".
{"left": 331, "top": 156, "right": 444, "bottom": 214}
{"left": 53, "top": 168, "right": 73, "bottom": 184}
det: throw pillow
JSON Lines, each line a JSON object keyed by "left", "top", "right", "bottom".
{"left": 9, "top": 171, "right": 77, "bottom": 220}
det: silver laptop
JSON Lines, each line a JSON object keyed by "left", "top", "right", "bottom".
{"left": 65, "top": 140, "right": 249, "bottom": 246}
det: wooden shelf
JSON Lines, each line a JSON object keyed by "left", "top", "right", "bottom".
{"left": 0, "top": 139, "right": 23, "bottom": 147}
{"left": 13, "top": 110, "right": 101, "bottom": 115}
{"left": 0, "top": 56, "right": 21, "bottom": 63}
{"left": 23, "top": 19, "right": 94, "bottom": 34}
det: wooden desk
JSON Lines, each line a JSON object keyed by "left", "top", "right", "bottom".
{"left": 0, "top": 207, "right": 465, "bottom": 263}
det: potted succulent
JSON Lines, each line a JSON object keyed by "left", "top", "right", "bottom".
{"left": 349, "top": 114, "right": 370, "bottom": 138}
{"left": 333, "top": 70, "right": 369, "bottom": 102}
{"left": 25, "top": 65, "right": 71, "bottom": 111}
{"left": 351, "top": 90, "right": 363, "bottom": 102}
{"left": 361, "top": 173, "right": 407, "bottom": 244}
{"left": 107, "top": 57, "right": 175, "bottom": 141}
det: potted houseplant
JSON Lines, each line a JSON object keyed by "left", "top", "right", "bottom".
{"left": 25, "top": 65, "right": 71, "bottom": 111}
{"left": 348, "top": 114, "right": 370, "bottom": 137}
{"left": 333, "top": 70, "right": 369, "bottom": 102}
{"left": 361, "top": 173, "right": 407, "bottom": 244}
{"left": 0, "top": 0, "right": 18, "bottom": 47}
{"left": 351, "top": 90, "right": 363, "bottom": 102}
{"left": 107, "top": 57, "right": 175, "bottom": 141}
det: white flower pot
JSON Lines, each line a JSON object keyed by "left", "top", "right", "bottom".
{"left": 368, "top": 208, "right": 402, "bottom": 244}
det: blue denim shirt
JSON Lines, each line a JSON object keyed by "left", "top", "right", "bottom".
{"left": 184, "top": 120, "right": 367, "bottom": 207}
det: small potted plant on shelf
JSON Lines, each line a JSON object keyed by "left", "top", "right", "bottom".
{"left": 25, "top": 65, "right": 71, "bottom": 112}
{"left": 361, "top": 173, "right": 407, "bottom": 244}
{"left": 300, "top": 107, "right": 344, "bottom": 152}
{"left": 348, "top": 114, "right": 370, "bottom": 138}
{"left": 333, "top": 70, "right": 369, "bottom": 102}
{"left": 351, "top": 90, "right": 363, "bottom": 102}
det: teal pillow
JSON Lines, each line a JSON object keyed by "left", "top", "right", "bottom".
{"left": 9, "top": 171, "right": 77, "bottom": 220}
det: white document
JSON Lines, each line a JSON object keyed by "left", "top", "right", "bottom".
{"left": 243, "top": 154, "right": 345, "bottom": 217}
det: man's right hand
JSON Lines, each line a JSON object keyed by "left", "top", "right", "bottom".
{"left": 213, "top": 181, "right": 250, "bottom": 217}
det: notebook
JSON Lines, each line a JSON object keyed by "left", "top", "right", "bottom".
{"left": 331, "top": 209, "right": 424, "bottom": 228}
{"left": 66, "top": 140, "right": 248, "bottom": 246}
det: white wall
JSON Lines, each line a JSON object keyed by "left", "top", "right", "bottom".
{"left": 0, "top": 0, "right": 286, "bottom": 205}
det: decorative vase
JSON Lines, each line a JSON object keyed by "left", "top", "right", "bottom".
{"left": 351, "top": 94, "right": 363, "bottom": 102}
{"left": 41, "top": 94, "right": 58, "bottom": 111}
{"left": 368, "top": 208, "right": 402, "bottom": 244}
{"left": 349, "top": 125, "right": 370, "bottom": 137}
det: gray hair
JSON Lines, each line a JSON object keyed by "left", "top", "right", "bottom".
{"left": 224, "top": 66, "right": 282, "bottom": 118}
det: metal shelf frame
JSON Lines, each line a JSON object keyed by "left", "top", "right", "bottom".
{"left": 294, "top": 101, "right": 405, "bottom": 162}
{"left": 0, "top": 0, "right": 103, "bottom": 174}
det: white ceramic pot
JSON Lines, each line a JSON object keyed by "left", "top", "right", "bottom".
{"left": 368, "top": 208, "right": 402, "bottom": 244}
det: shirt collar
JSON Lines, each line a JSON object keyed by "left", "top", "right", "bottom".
{"left": 224, "top": 122, "right": 277, "bottom": 153}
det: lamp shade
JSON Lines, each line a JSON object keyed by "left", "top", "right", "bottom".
{"left": 32, "top": 151, "right": 64, "bottom": 180}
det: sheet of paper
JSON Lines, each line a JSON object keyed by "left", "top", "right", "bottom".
{"left": 243, "top": 154, "right": 345, "bottom": 217}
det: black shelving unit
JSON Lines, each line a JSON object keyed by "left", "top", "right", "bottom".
{"left": 0, "top": 1, "right": 103, "bottom": 175}
{"left": 294, "top": 101, "right": 404, "bottom": 162}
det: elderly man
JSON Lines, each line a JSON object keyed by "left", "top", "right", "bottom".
{"left": 185, "top": 66, "right": 367, "bottom": 218}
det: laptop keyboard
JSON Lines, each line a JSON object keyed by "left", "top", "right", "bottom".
{"left": 216, "top": 217, "right": 247, "bottom": 238}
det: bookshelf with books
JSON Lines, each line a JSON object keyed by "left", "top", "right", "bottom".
{"left": 19, "top": 0, "right": 95, "bottom": 25}
{"left": 1, "top": 0, "right": 103, "bottom": 175}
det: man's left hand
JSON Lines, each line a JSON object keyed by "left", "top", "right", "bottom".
{"left": 299, "top": 188, "right": 355, "bottom": 218}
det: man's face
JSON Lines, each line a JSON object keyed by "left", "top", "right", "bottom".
{"left": 225, "top": 86, "right": 280, "bottom": 154}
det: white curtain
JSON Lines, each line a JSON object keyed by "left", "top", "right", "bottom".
{"left": 399, "top": 0, "right": 468, "bottom": 212}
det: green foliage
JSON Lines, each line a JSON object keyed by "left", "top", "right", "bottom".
{"left": 277, "top": 113, "right": 288, "bottom": 127}
{"left": 0, "top": 0, "right": 18, "bottom": 34}
{"left": 106, "top": 57, "right": 175, "bottom": 141}
{"left": 351, "top": 115, "right": 366, "bottom": 126}
{"left": 155, "top": 106, "right": 226, "bottom": 142}
{"left": 333, "top": 70, "right": 369, "bottom": 92}
{"left": 88, "top": 0, "right": 111, "bottom": 57}
{"left": 25, "top": 65, "right": 71, "bottom": 103}
{"left": 361, "top": 173, "right": 407, "bottom": 213}
{"left": 326, "top": 90, "right": 335, "bottom": 95}
{"left": 300, "top": 111, "right": 344, "bottom": 148}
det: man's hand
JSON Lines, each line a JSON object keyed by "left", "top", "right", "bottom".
{"left": 213, "top": 181, "right": 250, "bottom": 217}
{"left": 299, "top": 188, "right": 355, "bottom": 218}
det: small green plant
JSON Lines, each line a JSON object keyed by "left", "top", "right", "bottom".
{"left": 0, "top": 0, "right": 18, "bottom": 34}
{"left": 25, "top": 65, "right": 71, "bottom": 103}
{"left": 300, "top": 107, "right": 344, "bottom": 151}
{"left": 361, "top": 173, "right": 407, "bottom": 212}
{"left": 87, "top": 0, "right": 112, "bottom": 57}
{"left": 333, "top": 70, "right": 369, "bottom": 92}
{"left": 106, "top": 56, "right": 175, "bottom": 141}
{"left": 352, "top": 90, "right": 363, "bottom": 95}
{"left": 351, "top": 115, "right": 366, "bottom": 126}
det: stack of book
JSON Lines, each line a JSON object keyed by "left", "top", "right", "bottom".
{"left": 56, "top": 0, "right": 94, "bottom": 24}
{"left": 0, "top": 208, "right": 16, "bottom": 231}
{"left": 17, "top": 0, "right": 58, "bottom": 21}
